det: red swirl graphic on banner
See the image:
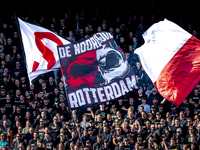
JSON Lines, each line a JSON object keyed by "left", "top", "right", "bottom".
{"left": 32, "top": 32, "right": 63, "bottom": 72}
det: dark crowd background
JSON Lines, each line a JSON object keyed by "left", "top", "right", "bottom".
{"left": 0, "top": 0, "right": 200, "bottom": 150}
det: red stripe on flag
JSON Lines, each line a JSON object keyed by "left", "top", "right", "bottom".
{"left": 32, "top": 61, "right": 40, "bottom": 72}
{"left": 34, "top": 32, "right": 63, "bottom": 70}
{"left": 154, "top": 36, "right": 200, "bottom": 106}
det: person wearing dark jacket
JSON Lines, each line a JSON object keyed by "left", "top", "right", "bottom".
{"left": 11, "top": 133, "right": 22, "bottom": 150}
{"left": 28, "top": 132, "right": 39, "bottom": 146}
{"left": 93, "top": 135, "right": 103, "bottom": 150}
{"left": 48, "top": 116, "right": 60, "bottom": 140}
{"left": 101, "top": 126, "right": 112, "bottom": 143}
{"left": 100, "top": 139, "right": 112, "bottom": 150}
{"left": 76, "top": 129, "right": 90, "bottom": 146}
{"left": 34, "top": 139, "right": 46, "bottom": 150}
{"left": 56, "top": 133, "right": 68, "bottom": 149}
{"left": 146, "top": 123, "right": 161, "bottom": 142}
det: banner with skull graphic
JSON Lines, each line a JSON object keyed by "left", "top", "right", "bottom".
{"left": 57, "top": 32, "right": 138, "bottom": 109}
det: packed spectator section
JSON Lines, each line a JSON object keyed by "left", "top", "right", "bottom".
{"left": 0, "top": 1, "right": 200, "bottom": 149}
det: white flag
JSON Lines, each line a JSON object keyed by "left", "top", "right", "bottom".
{"left": 135, "top": 19, "right": 200, "bottom": 106}
{"left": 18, "top": 18, "right": 70, "bottom": 83}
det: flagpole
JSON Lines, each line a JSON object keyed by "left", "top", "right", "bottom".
{"left": 14, "top": 14, "right": 39, "bottom": 115}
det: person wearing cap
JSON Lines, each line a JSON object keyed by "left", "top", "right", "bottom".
{"left": 185, "top": 107, "right": 193, "bottom": 119}
{"left": 73, "top": 119, "right": 82, "bottom": 130}
{"left": 86, "top": 119, "right": 98, "bottom": 135}
{"left": 172, "top": 128, "right": 185, "bottom": 144}
{"left": 148, "top": 87, "right": 163, "bottom": 106}
{"left": 154, "top": 112, "right": 162, "bottom": 125}
{"left": 85, "top": 140, "right": 92, "bottom": 149}
{"left": 170, "top": 104, "right": 179, "bottom": 119}
{"left": 42, "top": 97, "right": 52, "bottom": 110}
{"left": 145, "top": 86, "right": 152, "bottom": 99}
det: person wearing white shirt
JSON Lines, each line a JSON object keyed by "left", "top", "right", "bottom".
{"left": 138, "top": 97, "right": 151, "bottom": 114}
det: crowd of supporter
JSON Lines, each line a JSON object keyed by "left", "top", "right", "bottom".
{"left": 0, "top": 1, "right": 200, "bottom": 150}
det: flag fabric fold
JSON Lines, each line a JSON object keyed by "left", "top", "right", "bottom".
{"left": 135, "top": 19, "right": 200, "bottom": 106}
{"left": 18, "top": 18, "right": 70, "bottom": 83}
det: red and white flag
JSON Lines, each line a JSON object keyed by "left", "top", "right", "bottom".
{"left": 135, "top": 19, "right": 200, "bottom": 106}
{"left": 18, "top": 18, "right": 70, "bottom": 83}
